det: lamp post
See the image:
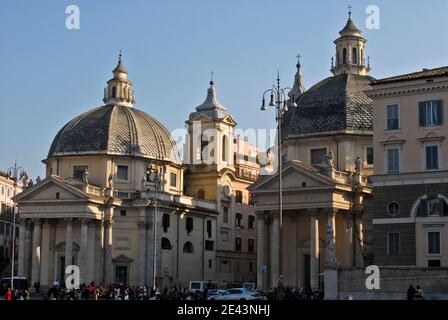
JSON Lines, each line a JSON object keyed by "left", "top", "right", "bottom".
{"left": 147, "top": 165, "right": 161, "bottom": 291}
{"left": 7, "top": 161, "right": 27, "bottom": 291}
{"left": 260, "top": 72, "right": 297, "bottom": 286}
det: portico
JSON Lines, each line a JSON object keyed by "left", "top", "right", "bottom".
{"left": 251, "top": 160, "right": 371, "bottom": 292}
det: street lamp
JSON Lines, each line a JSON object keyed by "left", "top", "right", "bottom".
{"left": 260, "top": 72, "right": 297, "bottom": 287}
{"left": 7, "top": 161, "right": 27, "bottom": 291}
{"left": 146, "top": 165, "right": 161, "bottom": 291}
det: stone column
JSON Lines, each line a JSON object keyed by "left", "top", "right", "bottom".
{"left": 269, "top": 213, "right": 280, "bottom": 288}
{"left": 103, "top": 219, "right": 114, "bottom": 284}
{"left": 79, "top": 218, "right": 89, "bottom": 284}
{"left": 310, "top": 210, "right": 319, "bottom": 290}
{"left": 256, "top": 212, "right": 266, "bottom": 290}
{"left": 39, "top": 220, "right": 51, "bottom": 286}
{"left": 24, "top": 220, "right": 33, "bottom": 280}
{"left": 326, "top": 209, "right": 338, "bottom": 267}
{"left": 31, "top": 219, "right": 42, "bottom": 287}
{"left": 17, "top": 220, "right": 26, "bottom": 277}
{"left": 48, "top": 220, "right": 57, "bottom": 284}
{"left": 94, "top": 221, "right": 104, "bottom": 284}
{"left": 138, "top": 216, "right": 148, "bottom": 286}
{"left": 64, "top": 218, "right": 73, "bottom": 270}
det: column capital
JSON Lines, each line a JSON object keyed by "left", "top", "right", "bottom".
{"left": 309, "top": 209, "right": 320, "bottom": 218}
{"left": 80, "top": 218, "right": 90, "bottom": 225}
{"left": 326, "top": 208, "right": 339, "bottom": 217}
{"left": 64, "top": 217, "right": 73, "bottom": 224}
{"left": 31, "top": 218, "right": 42, "bottom": 225}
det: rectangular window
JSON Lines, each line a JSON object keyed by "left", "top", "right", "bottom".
{"left": 120, "top": 210, "right": 126, "bottom": 217}
{"left": 387, "top": 232, "right": 400, "bottom": 256}
{"left": 387, "top": 149, "right": 399, "bottom": 173}
{"left": 205, "top": 240, "right": 214, "bottom": 251}
{"left": 419, "top": 100, "right": 443, "bottom": 127}
{"left": 425, "top": 145, "right": 439, "bottom": 170}
{"left": 248, "top": 215, "right": 255, "bottom": 229}
{"left": 311, "top": 148, "right": 327, "bottom": 165}
{"left": 249, "top": 262, "right": 253, "bottom": 273}
{"left": 248, "top": 239, "right": 254, "bottom": 252}
{"left": 186, "top": 217, "right": 193, "bottom": 234}
{"left": 170, "top": 173, "right": 177, "bottom": 187}
{"left": 366, "top": 147, "right": 374, "bottom": 165}
{"left": 208, "top": 259, "right": 212, "bottom": 269}
{"left": 235, "top": 261, "right": 240, "bottom": 272}
{"left": 428, "top": 260, "right": 441, "bottom": 267}
{"left": 428, "top": 231, "right": 441, "bottom": 255}
{"left": 235, "top": 237, "right": 242, "bottom": 251}
{"left": 235, "top": 213, "right": 243, "bottom": 228}
{"left": 221, "top": 231, "right": 229, "bottom": 241}
{"left": 162, "top": 214, "right": 170, "bottom": 232}
{"left": 235, "top": 190, "right": 243, "bottom": 204}
{"left": 117, "top": 165, "right": 128, "bottom": 181}
{"left": 206, "top": 220, "right": 212, "bottom": 238}
{"left": 73, "top": 165, "right": 88, "bottom": 180}
{"left": 387, "top": 104, "right": 399, "bottom": 130}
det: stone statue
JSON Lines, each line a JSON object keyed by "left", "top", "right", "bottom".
{"left": 108, "top": 174, "right": 114, "bottom": 189}
{"left": 28, "top": 179, "right": 34, "bottom": 187}
{"left": 355, "top": 156, "right": 362, "bottom": 174}
{"left": 36, "top": 176, "right": 41, "bottom": 183}
{"left": 325, "top": 150, "right": 334, "bottom": 168}
{"left": 326, "top": 223, "right": 338, "bottom": 267}
{"left": 82, "top": 169, "right": 89, "bottom": 185}
{"left": 22, "top": 172, "right": 29, "bottom": 188}
{"left": 141, "top": 177, "right": 146, "bottom": 190}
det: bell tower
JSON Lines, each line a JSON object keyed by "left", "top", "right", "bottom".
{"left": 185, "top": 78, "right": 237, "bottom": 173}
{"left": 331, "top": 8, "right": 371, "bottom": 76}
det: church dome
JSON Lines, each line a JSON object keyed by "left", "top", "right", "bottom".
{"left": 47, "top": 55, "right": 181, "bottom": 164}
{"left": 48, "top": 105, "right": 181, "bottom": 164}
{"left": 283, "top": 73, "right": 375, "bottom": 137}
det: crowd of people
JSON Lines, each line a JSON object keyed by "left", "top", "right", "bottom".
{"left": 407, "top": 285, "right": 425, "bottom": 300}
{"left": 3, "top": 288, "right": 31, "bottom": 300}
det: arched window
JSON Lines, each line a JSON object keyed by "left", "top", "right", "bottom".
{"left": 198, "top": 189, "right": 205, "bottom": 200}
{"left": 183, "top": 241, "right": 194, "bottom": 253}
{"left": 223, "top": 207, "right": 229, "bottom": 224}
{"left": 416, "top": 196, "right": 448, "bottom": 217}
{"left": 112, "top": 86, "right": 117, "bottom": 98}
{"left": 161, "top": 237, "right": 172, "bottom": 250}
{"left": 352, "top": 47, "right": 357, "bottom": 64}
{"left": 343, "top": 48, "right": 347, "bottom": 64}
{"left": 222, "top": 135, "right": 227, "bottom": 162}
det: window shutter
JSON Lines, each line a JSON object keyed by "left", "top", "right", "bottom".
{"left": 419, "top": 102, "right": 425, "bottom": 126}
{"left": 437, "top": 100, "right": 443, "bottom": 125}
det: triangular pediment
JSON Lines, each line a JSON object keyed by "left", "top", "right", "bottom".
{"left": 15, "top": 175, "right": 89, "bottom": 202}
{"left": 222, "top": 115, "right": 237, "bottom": 126}
{"left": 251, "top": 160, "right": 336, "bottom": 192}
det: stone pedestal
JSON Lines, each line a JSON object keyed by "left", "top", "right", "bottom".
{"left": 324, "top": 267, "right": 339, "bottom": 300}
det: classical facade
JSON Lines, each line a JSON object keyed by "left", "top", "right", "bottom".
{"left": 368, "top": 66, "right": 448, "bottom": 267}
{"left": 251, "top": 11, "right": 374, "bottom": 293}
{"left": 184, "top": 81, "right": 259, "bottom": 285}
{"left": 15, "top": 56, "right": 219, "bottom": 290}
{"left": 0, "top": 171, "right": 23, "bottom": 276}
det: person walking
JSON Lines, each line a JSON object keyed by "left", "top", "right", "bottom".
{"left": 6, "top": 288, "right": 12, "bottom": 301}
{"left": 406, "top": 285, "right": 416, "bottom": 300}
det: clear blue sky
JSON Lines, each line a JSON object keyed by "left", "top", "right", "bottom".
{"left": 1, "top": 0, "right": 447, "bottom": 179}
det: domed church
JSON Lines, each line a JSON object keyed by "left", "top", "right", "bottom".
{"left": 15, "top": 55, "right": 218, "bottom": 290}
{"left": 251, "top": 10, "right": 375, "bottom": 294}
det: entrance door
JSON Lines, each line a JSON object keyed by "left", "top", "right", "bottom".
{"left": 59, "top": 256, "right": 65, "bottom": 284}
{"left": 303, "top": 254, "right": 311, "bottom": 293}
{"left": 115, "top": 266, "right": 128, "bottom": 286}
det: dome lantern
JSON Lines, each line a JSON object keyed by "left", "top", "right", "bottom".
{"left": 103, "top": 52, "right": 135, "bottom": 107}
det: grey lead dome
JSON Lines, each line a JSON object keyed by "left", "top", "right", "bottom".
{"left": 48, "top": 104, "right": 181, "bottom": 164}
